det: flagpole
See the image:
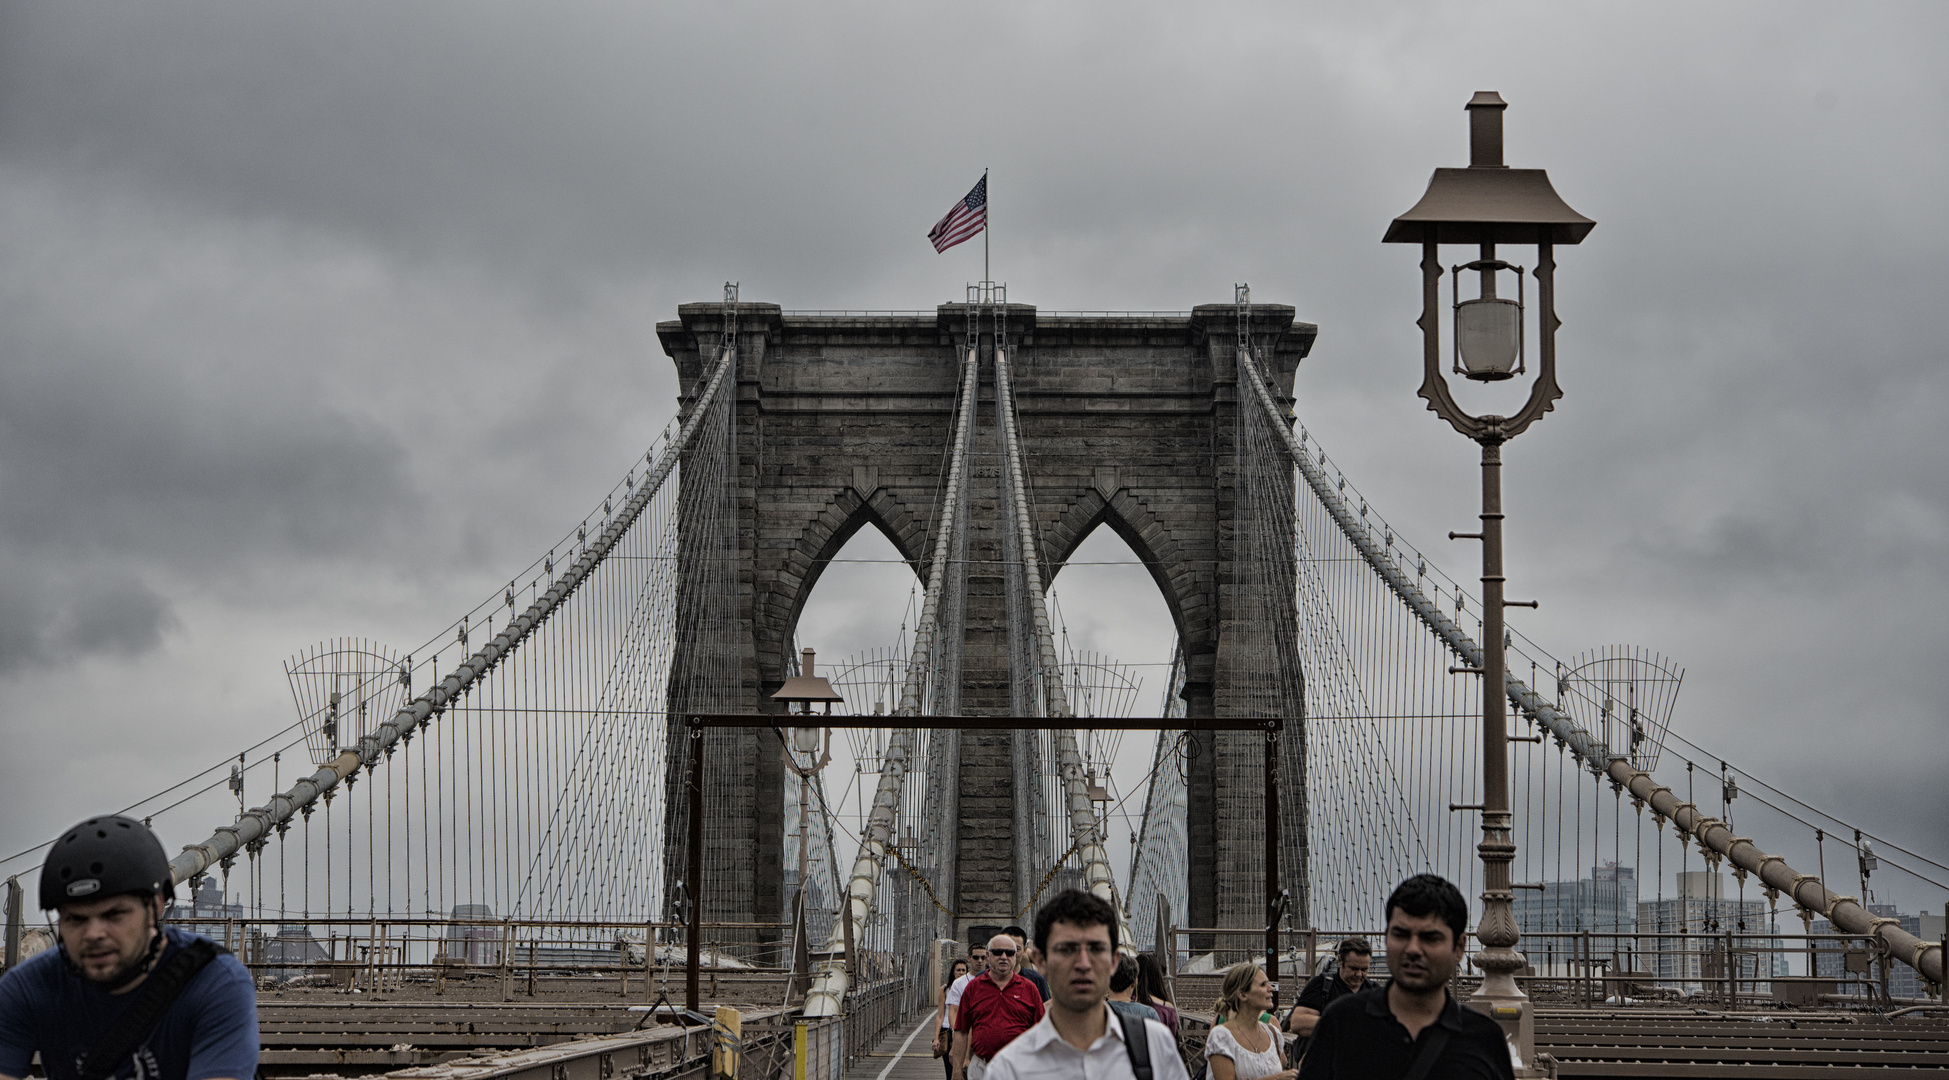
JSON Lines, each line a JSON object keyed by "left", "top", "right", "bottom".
{"left": 983, "top": 169, "right": 990, "bottom": 290}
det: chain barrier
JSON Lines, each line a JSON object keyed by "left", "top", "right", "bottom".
{"left": 887, "top": 844, "right": 958, "bottom": 920}
{"left": 1016, "top": 834, "right": 1089, "bottom": 920}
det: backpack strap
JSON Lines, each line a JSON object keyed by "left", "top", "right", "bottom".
{"left": 1116, "top": 1009, "right": 1153, "bottom": 1080}
{"left": 78, "top": 937, "right": 222, "bottom": 1080}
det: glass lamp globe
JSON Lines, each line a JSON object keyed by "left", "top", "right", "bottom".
{"left": 1456, "top": 296, "right": 1522, "bottom": 380}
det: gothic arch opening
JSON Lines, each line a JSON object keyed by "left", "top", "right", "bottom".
{"left": 792, "top": 518, "right": 919, "bottom": 711}
{"left": 1046, "top": 522, "right": 1178, "bottom": 897}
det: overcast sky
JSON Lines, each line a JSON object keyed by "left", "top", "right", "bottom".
{"left": 2, "top": 2, "right": 1944, "bottom": 912}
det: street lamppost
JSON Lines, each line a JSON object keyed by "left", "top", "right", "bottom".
{"left": 1385, "top": 91, "right": 1594, "bottom": 1068}
{"left": 773, "top": 648, "right": 842, "bottom": 903}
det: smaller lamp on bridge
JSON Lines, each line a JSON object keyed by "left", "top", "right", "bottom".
{"left": 772, "top": 647, "right": 844, "bottom": 752}
{"left": 775, "top": 648, "right": 840, "bottom": 906}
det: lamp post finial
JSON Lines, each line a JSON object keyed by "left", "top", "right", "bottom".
{"left": 1466, "top": 91, "right": 1509, "bottom": 169}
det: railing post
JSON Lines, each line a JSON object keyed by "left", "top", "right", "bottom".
{"left": 687, "top": 720, "right": 705, "bottom": 1012}
{"left": 1581, "top": 930, "right": 1591, "bottom": 1005}
{"left": 2, "top": 873, "right": 20, "bottom": 966}
{"left": 1264, "top": 725, "right": 1281, "bottom": 1010}
{"left": 1724, "top": 928, "right": 1734, "bottom": 1006}
{"left": 501, "top": 919, "right": 514, "bottom": 1002}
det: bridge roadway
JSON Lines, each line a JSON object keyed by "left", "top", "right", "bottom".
{"left": 251, "top": 991, "right": 1949, "bottom": 1079}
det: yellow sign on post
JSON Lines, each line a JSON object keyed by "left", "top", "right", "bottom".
{"left": 794, "top": 1021, "right": 808, "bottom": 1080}
{"left": 712, "top": 1005, "right": 743, "bottom": 1080}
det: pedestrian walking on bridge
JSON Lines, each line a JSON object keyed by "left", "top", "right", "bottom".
{"left": 953, "top": 933, "right": 1043, "bottom": 1080}
{"left": 983, "top": 890, "right": 1187, "bottom": 1080}
{"left": 1208, "top": 963, "right": 1295, "bottom": 1080}
{"left": 1298, "top": 875, "right": 1515, "bottom": 1080}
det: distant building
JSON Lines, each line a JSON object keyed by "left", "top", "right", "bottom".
{"left": 445, "top": 902, "right": 503, "bottom": 965}
{"left": 1636, "top": 871, "right": 1784, "bottom": 992}
{"left": 265, "top": 925, "right": 331, "bottom": 980}
{"left": 1513, "top": 863, "right": 1636, "bottom": 974}
{"left": 1811, "top": 904, "right": 1930, "bottom": 1000}
{"left": 172, "top": 878, "right": 245, "bottom": 919}
{"left": 169, "top": 880, "right": 261, "bottom": 962}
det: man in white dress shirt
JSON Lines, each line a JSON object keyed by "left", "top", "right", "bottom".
{"left": 984, "top": 890, "right": 1189, "bottom": 1080}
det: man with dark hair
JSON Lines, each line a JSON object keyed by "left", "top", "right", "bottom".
{"left": 1299, "top": 875, "right": 1513, "bottom": 1080}
{"left": 0, "top": 816, "right": 259, "bottom": 1080}
{"left": 987, "top": 890, "right": 1187, "bottom": 1080}
{"left": 1002, "top": 926, "right": 1050, "bottom": 1002}
{"left": 1106, "top": 954, "right": 1159, "bottom": 1024}
{"left": 1286, "top": 937, "right": 1372, "bottom": 1038}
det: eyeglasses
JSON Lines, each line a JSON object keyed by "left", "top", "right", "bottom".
{"left": 988, "top": 948, "right": 1017, "bottom": 956}
{"left": 1047, "top": 941, "right": 1111, "bottom": 958}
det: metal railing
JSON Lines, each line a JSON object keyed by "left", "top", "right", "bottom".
{"left": 170, "top": 915, "right": 796, "bottom": 999}
{"left": 1158, "top": 924, "right": 1938, "bottom": 1012}
{"left": 312, "top": 976, "right": 915, "bottom": 1080}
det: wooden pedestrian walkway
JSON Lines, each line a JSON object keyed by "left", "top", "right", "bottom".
{"left": 842, "top": 1012, "right": 947, "bottom": 1080}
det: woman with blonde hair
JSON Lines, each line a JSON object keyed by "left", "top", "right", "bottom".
{"left": 1205, "top": 962, "right": 1295, "bottom": 1080}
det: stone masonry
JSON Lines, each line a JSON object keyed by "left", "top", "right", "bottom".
{"left": 656, "top": 300, "right": 1315, "bottom": 944}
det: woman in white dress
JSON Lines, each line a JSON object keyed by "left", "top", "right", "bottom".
{"left": 1206, "top": 962, "right": 1296, "bottom": 1080}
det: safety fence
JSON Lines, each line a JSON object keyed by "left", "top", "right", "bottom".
{"left": 166, "top": 915, "right": 795, "bottom": 999}
{"left": 1159, "top": 925, "right": 1949, "bottom": 1011}
{"left": 295, "top": 977, "right": 916, "bottom": 1080}
{"left": 651, "top": 978, "right": 907, "bottom": 1080}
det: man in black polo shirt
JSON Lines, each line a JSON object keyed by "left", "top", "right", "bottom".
{"left": 1286, "top": 936, "right": 1373, "bottom": 1038}
{"left": 1298, "top": 875, "right": 1514, "bottom": 1080}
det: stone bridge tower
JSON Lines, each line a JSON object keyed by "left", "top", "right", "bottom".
{"left": 658, "top": 300, "right": 1315, "bottom": 943}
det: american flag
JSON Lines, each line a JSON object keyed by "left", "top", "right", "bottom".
{"left": 928, "top": 175, "right": 987, "bottom": 253}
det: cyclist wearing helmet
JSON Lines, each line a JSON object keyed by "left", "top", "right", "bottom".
{"left": 0, "top": 815, "right": 259, "bottom": 1080}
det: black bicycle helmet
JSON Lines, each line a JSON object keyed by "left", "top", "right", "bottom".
{"left": 38, "top": 815, "right": 175, "bottom": 910}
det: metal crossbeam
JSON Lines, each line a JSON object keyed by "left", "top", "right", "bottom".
{"left": 686, "top": 715, "right": 1276, "bottom": 731}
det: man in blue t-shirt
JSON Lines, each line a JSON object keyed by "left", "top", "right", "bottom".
{"left": 0, "top": 816, "right": 259, "bottom": 1080}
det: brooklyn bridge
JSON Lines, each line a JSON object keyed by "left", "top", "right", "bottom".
{"left": 5, "top": 108, "right": 1948, "bottom": 1080}
{"left": 5, "top": 279, "right": 1945, "bottom": 1076}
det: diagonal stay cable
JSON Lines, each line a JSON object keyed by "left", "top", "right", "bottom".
{"left": 162, "top": 339, "right": 739, "bottom": 889}
{"left": 1237, "top": 352, "right": 1945, "bottom": 988}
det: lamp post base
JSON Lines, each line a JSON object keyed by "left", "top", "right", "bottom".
{"left": 1463, "top": 992, "right": 1545, "bottom": 1076}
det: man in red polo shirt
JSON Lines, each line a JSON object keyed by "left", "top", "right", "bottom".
{"left": 953, "top": 933, "right": 1044, "bottom": 1080}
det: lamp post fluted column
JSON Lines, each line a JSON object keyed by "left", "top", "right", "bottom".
{"left": 1470, "top": 432, "right": 1531, "bottom": 1033}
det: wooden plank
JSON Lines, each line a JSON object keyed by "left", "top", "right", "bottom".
{"left": 839, "top": 1014, "right": 940, "bottom": 1080}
